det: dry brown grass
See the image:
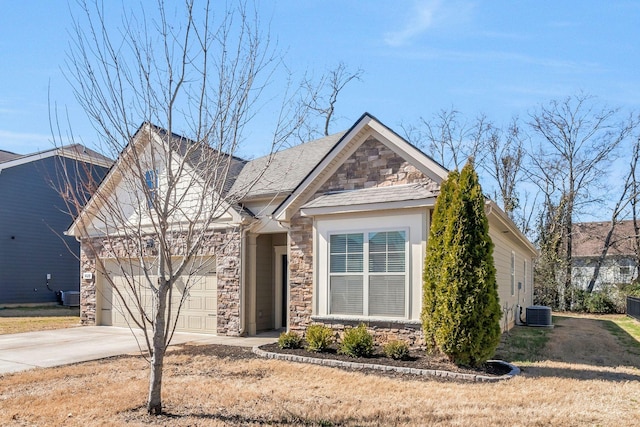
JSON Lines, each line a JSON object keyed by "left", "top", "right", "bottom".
{"left": 1, "top": 314, "right": 639, "bottom": 426}
{"left": 0, "top": 306, "right": 80, "bottom": 334}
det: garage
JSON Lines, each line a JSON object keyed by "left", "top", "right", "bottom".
{"left": 98, "top": 257, "right": 218, "bottom": 334}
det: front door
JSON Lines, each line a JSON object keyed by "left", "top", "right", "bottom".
{"left": 274, "top": 246, "right": 288, "bottom": 329}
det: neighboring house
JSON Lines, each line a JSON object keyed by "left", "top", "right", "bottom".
{"left": 68, "top": 114, "right": 536, "bottom": 344}
{"left": 572, "top": 220, "right": 638, "bottom": 290}
{"left": 0, "top": 145, "right": 112, "bottom": 305}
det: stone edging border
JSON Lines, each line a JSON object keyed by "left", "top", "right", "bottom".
{"left": 252, "top": 346, "right": 520, "bottom": 382}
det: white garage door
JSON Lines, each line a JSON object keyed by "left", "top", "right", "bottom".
{"left": 99, "top": 257, "right": 217, "bottom": 334}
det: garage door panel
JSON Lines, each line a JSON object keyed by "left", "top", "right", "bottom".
{"left": 101, "top": 257, "right": 217, "bottom": 334}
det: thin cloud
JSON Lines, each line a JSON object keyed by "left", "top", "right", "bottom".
{"left": 384, "top": 0, "right": 441, "bottom": 47}
{"left": 383, "top": 0, "right": 474, "bottom": 47}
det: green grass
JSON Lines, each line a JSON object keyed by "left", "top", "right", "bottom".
{"left": 599, "top": 315, "right": 640, "bottom": 356}
{"left": 494, "top": 323, "right": 553, "bottom": 364}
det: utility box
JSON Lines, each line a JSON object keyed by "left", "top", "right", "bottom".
{"left": 61, "top": 291, "right": 80, "bottom": 307}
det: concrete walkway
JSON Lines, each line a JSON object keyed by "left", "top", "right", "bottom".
{"left": 0, "top": 326, "right": 277, "bottom": 375}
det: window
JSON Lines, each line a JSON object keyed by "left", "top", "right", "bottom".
{"left": 523, "top": 259, "right": 527, "bottom": 293}
{"left": 144, "top": 169, "right": 158, "bottom": 209}
{"left": 329, "top": 230, "right": 406, "bottom": 317}
{"left": 510, "top": 251, "right": 515, "bottom": 296}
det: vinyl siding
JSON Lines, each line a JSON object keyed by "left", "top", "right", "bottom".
{"left": 0, "top": 156, "right": 108, "bottom": 304}
{"left": 488, "top": 223, "right": 534, "bottom": 329}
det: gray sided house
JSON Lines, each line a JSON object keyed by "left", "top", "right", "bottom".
{"left": 572, "top": 221, "right": 638, "bottom": 290}
{"left": 69, "top": 114, "right": 537, "bottom": 345}
{"left": 0, "top": 145, "right": 111, "bottom": 305}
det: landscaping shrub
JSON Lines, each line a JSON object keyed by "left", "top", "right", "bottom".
{"left": 383, "top": 340, "right": 410, "bottom": 360}
{"left": 305, "top": 324, "right": 334, "bottom": 352}
{"left": 278, "top": 331, "right": 302, "bottom": 349}
{"left": 585, "top": 291, "right": 618, "bottom": 314}
{"left": 338, "top": 323, "right": 374, "bottom": 358}
{"left": 571, "top": 286, "right": 625, "bottom": 314}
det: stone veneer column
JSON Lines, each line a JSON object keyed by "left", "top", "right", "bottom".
{"left": 79, "top": 239, "right": 99, "bottom": 326}
{"left": 212, "top": 229, "right": 242, "bottom": 336}
{"left": 288, "top": 214, "right": 315, "bottom": 333}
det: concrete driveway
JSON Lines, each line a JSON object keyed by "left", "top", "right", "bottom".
{"left": 0, "top": 326, "right": 276, "bottom": 375}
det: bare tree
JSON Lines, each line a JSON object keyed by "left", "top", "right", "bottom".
{"left": 483, "top": 118, "right": 525, "bottom": 217}
{"left": 297, "top": 62, "right": 363, "bottom": 142}
{"left": 55, "top": 0, "right": 306, "bottom": 415}
{"left": 528, "top": 93, "right": 637, "bottom": 308}
{"left": 406, "top": 109, "right": 489, "bottom": 171}
{"left": 585, "top": 158, "right": 636, "bottom": 292}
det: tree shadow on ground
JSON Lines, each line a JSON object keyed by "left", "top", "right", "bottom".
{"left": 517, "top": 315, "right": 640, "bottom": 382}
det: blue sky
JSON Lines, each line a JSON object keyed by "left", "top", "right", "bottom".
{"left": 1, "top": 0, "right": 639, "bottom": 159}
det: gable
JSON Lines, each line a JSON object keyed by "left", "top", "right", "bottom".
{"left": 273, "top": 113, "right": 448, "bottom": 221}
{"left": 317, "top": 137, "right": 435, "bottom": 194}
{"left": 68, "top": 124, "right": 242, "bottom": 238}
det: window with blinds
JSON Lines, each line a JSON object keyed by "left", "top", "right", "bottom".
{"left": 329, "top": 230, "right": 406, "bottom": 318}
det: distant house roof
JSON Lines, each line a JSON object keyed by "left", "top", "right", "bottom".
{"left": 0, "top": 144, "right": 113, "bottom": 171}
{"left": 230, "top": 132, "right": 346, "bottom": 200}
{"left": 0, "top": 149, "right": 21, "bottom": 163}
{"left": 572, "top": 220, "right": 638, "bottom": 258}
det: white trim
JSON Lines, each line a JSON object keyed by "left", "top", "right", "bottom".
{"left": 315, "top": 210, "right": 424, "bottom": 321}
{"left": 0, "top": 146, "right": 112, "bottom": 171}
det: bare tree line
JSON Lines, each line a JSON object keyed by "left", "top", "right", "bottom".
{"left": 402, "top": 93, "right": 640, "bottom": 310}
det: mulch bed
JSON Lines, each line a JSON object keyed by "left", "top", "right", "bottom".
{"left": 259, "top": 343, "right": 511, "bottom": 377}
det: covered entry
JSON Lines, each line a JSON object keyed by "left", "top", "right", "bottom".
{"left": 248, "top": 232, "right": 288, "bottom": 334}
{"left": 98, "top": 257, "right": 218, "bottom": 334}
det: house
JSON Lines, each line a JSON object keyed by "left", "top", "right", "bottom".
{"left": 67, "top": 114, "right": 536, "bottom": 344}
{"left": 572, "top": 220, "right": 638, "bottom": 290}
{"left": 0, "top": 145, "right": 112, "bottom": 305}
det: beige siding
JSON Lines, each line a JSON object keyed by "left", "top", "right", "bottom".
{"left": 489, "top": 221, "right": 534, "bottom": 330}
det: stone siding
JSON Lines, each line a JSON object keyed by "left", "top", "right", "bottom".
{"left": 310, "top": 317, "right": 425, "bottom": 347}
{"left": 319, "top": 137, "right": 436, "bottom": 193}
{"left": 287, "top": 135, "right": 436, "bottom": 340}
{"left": 78, "top": 229, "right": 242, "bottom": 335}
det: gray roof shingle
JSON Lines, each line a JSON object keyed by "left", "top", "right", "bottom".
{"left": 572, "top": 220, "right": 638, "bottom": 258}
{"left": 0, "top": 149, "right": 20, "bottom": 163}
{"left": 302, "top": 183, "right": 436, "bottom": 209}
{"left": 230, "top": 132, "right": 346, "bottom": 200}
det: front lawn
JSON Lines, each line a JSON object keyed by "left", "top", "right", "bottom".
{"left": 1, "top": 314, "right": 639, "bottom": 426}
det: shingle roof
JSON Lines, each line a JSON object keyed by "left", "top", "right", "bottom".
{"left": 0, "top": 149, "right": 20, "bottom": 163}
{"left": 230, "top": 132, "right": 346, "bottom": 200}
{"left": 572, "top": 220, "right": 638, "bottom": 257}
{"left": 301, "top": 183, "right": 436, "bottom": 209}
{"left": 150, "top": 124, "right": 247, "bottom": 196}
{"left": 0, "top": 144, "right": 112, "bottom": 168}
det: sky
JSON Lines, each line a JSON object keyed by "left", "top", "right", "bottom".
{"left": 1, "top": 0, "right": 639, "bottom": 161}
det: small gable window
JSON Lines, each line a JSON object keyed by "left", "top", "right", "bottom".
{"left": 144, "top": 169, "right": 158, "bottom": 209}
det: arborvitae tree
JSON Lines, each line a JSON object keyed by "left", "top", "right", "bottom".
{"left": 422, "top": 170, "right": 459, "bottom": 351}
{"left": 422, "top": 160, "right": 501, "bottom": 367}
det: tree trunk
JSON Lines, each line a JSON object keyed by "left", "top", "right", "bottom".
{"left": 587, "top": 222, "right": 617, "bottom": 293}
{"left": 147, "top": 278, "right": 168, "bottom": 415}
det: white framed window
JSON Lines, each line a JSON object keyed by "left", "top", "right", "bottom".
{"left": 328, "top": 230, "right": 407, "bottom": 318}
{"left": 510, "top": 251, "right": 516, "bottom": 296}
{"left": 523, "top": 259, "right": 527, "bottom": 293}
{"left": 144, "top": 169, "right": 158, "bottom": 209}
